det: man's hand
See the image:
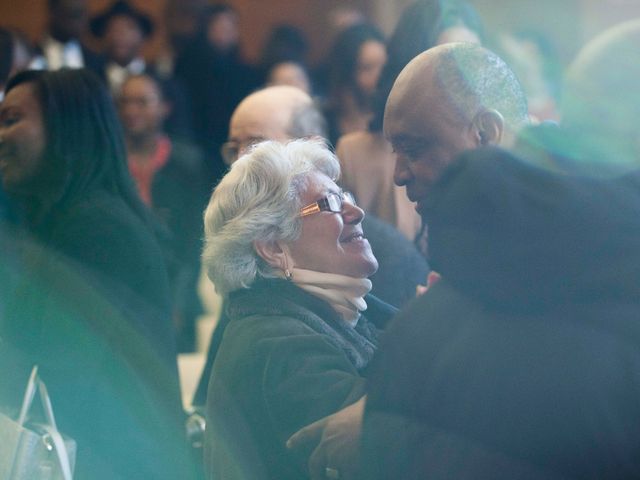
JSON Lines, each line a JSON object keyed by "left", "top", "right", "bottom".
{"left": 287, "top": 396, "right": 366, "bottom": 480}
{"left": 417, "top": 271, "right": 441, "bottom": 296}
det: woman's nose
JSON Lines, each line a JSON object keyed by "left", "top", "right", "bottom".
{"left": 342, "top": 202, "right": 365, "bottom": 225}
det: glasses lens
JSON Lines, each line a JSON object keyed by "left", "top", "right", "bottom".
{"left": 326, "top": 193, "right": 342, "bottom": 212}
{"left": 342, "top": 191, "right": 356, "bottom": 206}
{"left": 221, "top": 142, "right": 238, "bottom": 165}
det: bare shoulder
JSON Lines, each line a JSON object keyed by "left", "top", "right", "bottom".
{"left": 337, "top": 131, "right": 379, "bottom": 150}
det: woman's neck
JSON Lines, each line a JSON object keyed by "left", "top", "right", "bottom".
{"left": 290, "top": 268, "right": 372, "bottom": 326}
{"left": 337, "top": 91, "right": 372, "bottom": 135}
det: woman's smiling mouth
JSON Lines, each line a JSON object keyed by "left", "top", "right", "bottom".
{"left": 340, "top": 231, "right": 365, "bottom": 243}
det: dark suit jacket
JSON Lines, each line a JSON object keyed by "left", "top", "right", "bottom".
{"left": 361, "top": 147, "right": 640, "bottom": 479}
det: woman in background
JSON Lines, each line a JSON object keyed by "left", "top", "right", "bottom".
{"left": 260, "top": 24, "right": 312, "bottom": 93}
{"left": 323, "top": 23, "right": 387, "bottom": 146}
{"left": 174, "top": 4, "right": 260, "bottom": 182}
{"left": 0, "top": 68, "right": 192, "bottom": 479}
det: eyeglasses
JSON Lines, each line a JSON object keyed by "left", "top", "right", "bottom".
{"left": 300, "top": 191, "right": 356, "bottom": 217}
{"left": 220, "top": 141, "right": 240, "bottom": 165}
{"left": 220, "top": 137, "right": 266, "bottom": 165}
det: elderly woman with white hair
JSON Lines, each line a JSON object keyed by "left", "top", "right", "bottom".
{"left": 202, "top": 139, "right": 395, "bottom": 480}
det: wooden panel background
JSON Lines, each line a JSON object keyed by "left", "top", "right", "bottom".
{"left": 0, "top": 0, "right": 638, "bottom": 67}
{"left": 0, "top": 0, "right": 375, "bottom": 65}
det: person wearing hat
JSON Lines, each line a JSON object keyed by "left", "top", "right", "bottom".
{"left": 90, "top": 0, "right": 154, "bottom": 93}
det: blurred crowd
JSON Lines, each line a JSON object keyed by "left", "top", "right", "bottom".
{"left": 2, "top": 0, "right": 639, "bottom": 479}
{"left": 0, "top": 0, "right": 564, "bottom": 354}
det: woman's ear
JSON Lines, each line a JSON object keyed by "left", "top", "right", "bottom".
{"left": 254, "top": 239, "right": 290, "bottom": 270}
{"left": 471, "top": 109, "right": 505, "bottom": 146}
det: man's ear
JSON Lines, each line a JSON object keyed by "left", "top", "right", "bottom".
{"left": 471, "top": 109, "right": 504, "bottom": 146}
{"left": 253, "top": 239, "right": 290, "bottom": 270}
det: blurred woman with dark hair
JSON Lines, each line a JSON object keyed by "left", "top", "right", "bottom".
{"left": 260, "top": 24, "right": 309, "bottom": 72}
{"left": 261, "top": 24, "right": 313, "bottom": 94}
{"left": 175, "top": 3, "right": 260, "bottom": 182}
{"left": 0, "top": 68, "right": 192, "bottom": 479}
{"left": 323, "top": 23, "right": 387, "bottom": 146}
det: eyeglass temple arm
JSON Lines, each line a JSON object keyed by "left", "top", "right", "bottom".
{"left": 299, "top": 197, "right": 330, "bottom": 217}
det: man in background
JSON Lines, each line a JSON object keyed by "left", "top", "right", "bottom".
{"left": 89, "top": 0, "right": 154, "bottom": 93}
{"left": 32, "top": 0, "right": 103, "bottom": 74}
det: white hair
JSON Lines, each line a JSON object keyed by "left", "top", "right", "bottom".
{"left": 203, "top": 139, "right": 340, "bottom": 295}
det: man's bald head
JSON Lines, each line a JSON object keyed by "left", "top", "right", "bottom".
{"left": 388, "top": 43, "right": 528, "bottom": 139}
{"left": 384, "top": 43, "right": 527, "bottom": 216}
{"left": 562, "top": 19, "right": 640, "bottom": 167}
{"left": 224, "top": 85, "right": 326, "bottom": 164}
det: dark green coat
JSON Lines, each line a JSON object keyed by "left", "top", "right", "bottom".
{"left": 0, "top": 190, "right": 191, "bottom": 479}
{"left": 204, "top": 278, "right": 395, "bottom": 480}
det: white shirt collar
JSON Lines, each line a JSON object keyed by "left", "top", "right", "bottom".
{"left": 39, "top": 36, "right": 84, "bottom": 70}
{"left": 106, "top": 57, "right": 146, "bottom": 94}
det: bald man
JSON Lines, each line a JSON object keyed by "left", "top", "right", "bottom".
{"left": 384, "top": 42, "right": 528, "bottom": 217}
{"left": 290, "top": 39, "right": 640, "bottom": 480}
{"left": 361, "top": 35, "right": 640, "bottom": 480}
{"left": 288, "top": 42, "right": 529, "bottom": 480}
{"left": 220, "top": 85, "right": 326, "bottom": 165}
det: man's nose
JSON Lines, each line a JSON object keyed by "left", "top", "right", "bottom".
{"left": 394, "top": 154, "right": 412, "bottom": 186}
